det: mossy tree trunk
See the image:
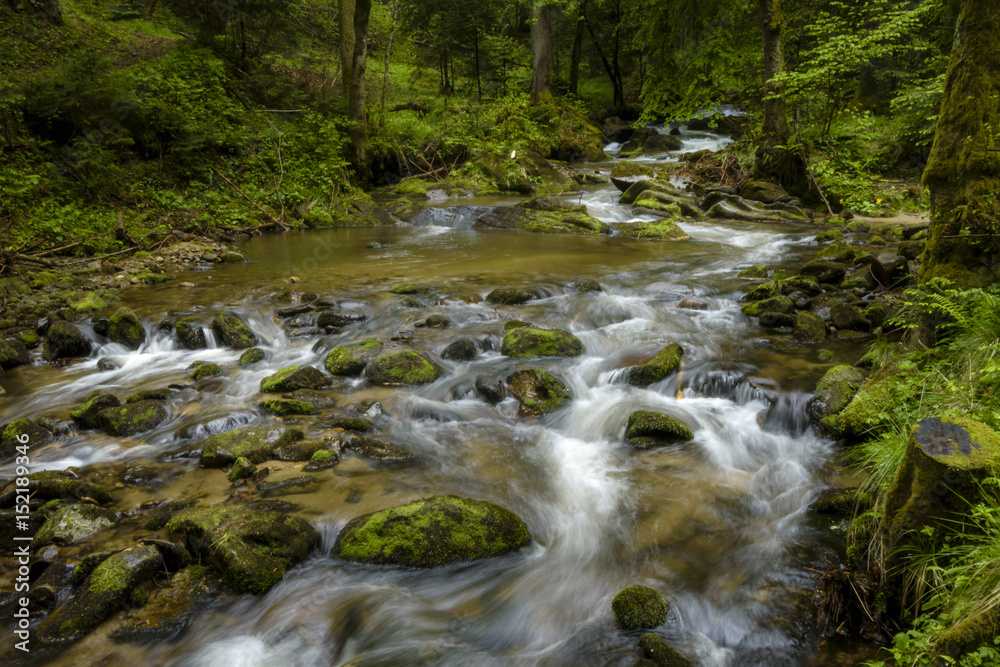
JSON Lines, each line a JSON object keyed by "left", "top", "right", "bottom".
{"left": 921, "top": 1, "right": 1000, "bottom": 286}
{"left": 339, "top": 0, "right": 372, "bottom": 181}
{"left": 568, "top": 0, "right": 587, "bottom": 97}
{"left": 530, "top": 4, "right": 555, "bottom": 104}
{"left": 758, "top": 0, "right": 789, "bottom": 150}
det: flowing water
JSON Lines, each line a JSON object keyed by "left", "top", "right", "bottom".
{"left": 2, "top": 129, "right": 867, "bottom": 666}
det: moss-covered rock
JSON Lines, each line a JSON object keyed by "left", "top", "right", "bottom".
{"left": 327, "top": 417, "right": 374, "bottom": 432}
{"left": 167, "top": 506, "right": 319, "bottom": 594}
{"left": 108, "top": 307, "right": 145, "bottom": 349}
{"left": 611, "top": 585, "right": 668, "bottom": 630}
{"left": 741, "top": 295, "right": 795, "bottom": 317}
{"left": 390, "top": 283, "right": 432, "bottom": 295}
{"left": 174, "top": 320, "right": 207, "bottom": 350}
{"left": 574, "top": 279, "right": 604, "bottom": 292}
{"left": 70, "top": 292, "right": 107, "bottom": 313}
{"left": 863, "top": 303, "right": 889, "bottom": 329}
{"left": 35, "top": 502, "right": 117, "bottom": 545}
{"left": 43, "top": 320, "right": 91, "bottom": 361}
{"left": 486, "top": 287, "right": 535, "bottom": 305}
{"left": 443, "top": 338, "right": 478, "bottom": 361}
{"left": 70, "top": 390, "right": 122, "bottom": 429}
{"left": 189, "top": 362, "right": 222, "bottom": 380}
{"left": 95, "top": 400, "right": 168, "bottom": 437}
{"left": 0, "top": 470, "right": 113, "bottom": 506}
{"left": 794, "top": 312, "right": 827, "bottom": 343}
{"left": 272, "top": 440, "right": 326, "bottom": 462}
{"left": 638, "top": 633, "right": 692, "bottom": 666}
{"left": 610, "top": 161, "right": 657, "bottom": 181}
{"left": 1, "top": 418, "right": 53, "bottom": 459}
{"left": 260, "top": 398, "right": 318, "bottom": 416}
{"left": 836, "top": 361, "right": 912, "bottom": 441}
{"left": 239, "top": 347, "right": 265, "bottom": 366}
{"left": 0, "top": 338, "right": 31, "bottom": 369}
{"left": 125, "top": 388, "right": 171, "bottom": 403}
{"left": 333, "top": 496, "right": 531, "bottom": 567}
{"left": 740, "top": 179, "right": 791, "bottom": 204}
{"left": 325, "top": 338, "right": 384, "bottom": 376}
{"left": 304, "top": 448, "right": 339, "bottom": 471}
{"left": 500, "top": 327, "right": 583, "bottom": 358}
{"left": 474, "top": 206, "right": 610, "bottom": 235}
{"left": 345, "top": 434, "right": 414, "bottom": 461}
{"left": 210, "top": 311, "right": 258, "bottom": 349}
{"left": 227, "top": 457, "right": 257, "bottom": 482}
{"left": 198, "top": 426, "right": 305, "bottom": 467}
{"left": 830, "top": 302, "right": 872, "bottom": 331}
{"left": 364, "top": 350, "right": 443, "bottom": 385}
{"left": 809, "top": 365, "right": 867, "bottom": 436}
{"left": 627, "top": 343, "right": 683, "bottom": 387}
{"left": 737, "top": 265, "right": 774, "bottom": 280}
{"left": 257, "top": 476, "right": 322, "bottom": 497}
{"left": 799, "top": 260, "right": 848, "bottom": 285}
{"left": 505, "top": 369, "right": 571, "bottom": 417}
{"left": 260, "top": 365, "right": 332, "bottom": 392}
{"left": 625, "top": 410, "right": 694, "bottom": 448}
{"left": 38, "top": 545, "right": 163, "bottom": 643}
{"left": 504, "top": 319, "right": 535, "bottom": 332}
{"left": 109, "top": 565, "right": 218, "bottom": 642}
{"left": 615, "top": 220, "right": 690, "bottom": 240}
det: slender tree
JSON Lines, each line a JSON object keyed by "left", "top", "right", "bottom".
{"left": 758, "top": 0, "right": 789, "bottom": 149}
{"left": 339, "top": 0, "right": 372, "bottom": 177}
{"left": 920, "top": 1, "right": 1000, "bottom": 286}
{"left": 530, "top": 3, "right": 555, "bottom": 104}
{"left": 568, "top": 0, "right": 586, "bottom": 97}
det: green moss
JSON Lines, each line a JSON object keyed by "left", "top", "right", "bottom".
{"left": 108, "top": 306, "right": 146, "bottom": 349}
{"left": 260, "top": 398, "right": 318, "bottom": 416}
{"left": 505, "top": 369, "right": 572, "bottom": 416}
{"left": 190, "top": 362, "right": 222, "bottom": 380}
{"left": 837, "top": 361, "right": 914, "bottom": 440}
{"left": 503, "top": 319, "right": 534, "bottom": 332}
{"left": 394, "top": 178, "right": 433, "bottom": 195}
{"left": 794, "top": 312, "right": 827, "bottom": 343}
{"left": 818, "top": 241, "right": 856, "bottom": 263}
{"left": 364, "top": 349, "right": 442, "bottom": 385}
{"left": 125, "top": 388, "right": 172, "bottom": 403}
{"left": 311, "top": 449, "right": 334, "bottom": 463}
{"left": 211, "top": 311, "right": 258, "bottom": 349}
{"left": 198, "top": 426, "right": 305, "bottom": 467}
{"left": 625, "top": 410, "right": 694, "bottom": 447}
{"left": 741, "top": 295, "right": 794, "bottom": 317}
{"left": 615, "top": 220, "right": 689, "bottom": 240}
{"left": 132, "top": 271, "right": 171, "bottom": 284}
{"left": 610, "top": 161, "right": 656, "bottom": 180}
{"left": 17, "top": 329, "right": 41, "bottom": 347}
{"left": 638, "top": 634, "right": 692, "bottom": 666}
{"left": 738, "top": 265, "right": 773, "bottom": 280}
{"left": 816, "top": 229, "right": 844, "bottom": 242}
{"left": 390, "top": 283, "right": 432, "bottom": 295}
{"left": 259, "top": 365, "right": 331, "bottom": 392}
{"left": 70, "top": 390, "right": 121, "bottom": 428}
{"left": 500, "top": 327, "right": 583, "bottom": 358}
{"left": 334, "top": 496, "right": 531, "bottom": 567}
{"left": 227, "top": 456, "right": 256, "bottom": 482}
{"left": 627, "top": 343, "right": 683, "bottom": 387}
{"left": 71, "top": 291, "right": 107, "bottom": 313}
{"left": 611, "top": 585, "right": 668, "bottom": 630}
{"left": 239, "top": 347, "right": 265, "bottom": 366}
{"left": 328, "top": 418, "right": 374, "bottom": 432}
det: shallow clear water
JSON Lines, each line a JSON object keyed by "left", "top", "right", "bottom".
{"left": 2, "top": 134, "right": 867, "bottom": 666}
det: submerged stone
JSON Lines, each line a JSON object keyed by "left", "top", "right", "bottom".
{"left": 260, "top": 365, "right": 331, "bottom": 392}
{"left": 110, "top": 565, "right": 218, "bottom": 642}
{"left": 638, "top": 633, "right": 692, "bottom": 666}
{"left": 35, "top": 502, "right": 117, "bottom": 545}
{"left": 500, "top": 327, "right": 583, "bottom": 358}
{"left": 167, "top": 506, "right": 319, "bottom": 594}
{"left": 325, "top": 338, "right": 383, "bottom": 376}
{"left": 627, "top": 343, "right": 682, "bottom": 387}
{"left": 345, "top": 434, "right": 414, "bottom": 461}
{"left": 625, "top": 410, "right": 694, "bottom": 448}
{"left": 505, "top": 369, "right": 571, "bottom": 416}
{"left": 612, "top": 585, "right": 668, "bottom": 630}
{"left": 333, "top": 496, "right": 532, "bottom": 568}
{"left": 364, "top": 350, "right": 443, "bottom": 385}
{"left": 199, "top": 426, "right": 305, "bottom": 467}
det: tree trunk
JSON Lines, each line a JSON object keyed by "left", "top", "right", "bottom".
{"left": 583, "top": 6, "right": 623, "bottom": 108}
{"left": 378, "top": 0, "right": 399, "bottom": 129}
{"left": 530, "top": 5, "right": 554, "bottom": 104}
{"left": 758, "top": 0, "right": 789, "bottom": 150}
{"left": 920, "top": 1, "right": 1000, "bottom": 287}
{"left": 569, "top": 1, "right": 586, "bottom": 97}
{"left": 339, "top": 0, "right": 372, "bottom": 179}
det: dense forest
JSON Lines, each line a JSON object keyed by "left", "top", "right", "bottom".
{"left": 2, "top": 0, "right": 1000, "bottom": 665}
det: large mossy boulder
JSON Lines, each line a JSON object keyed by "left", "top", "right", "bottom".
{"left": 809, "top": 365, "right": 867, "bottom": 436}
{"left": 35, "top": 502, "right": 117, "bottom": 545}
{"left": 198, "top": 426, "right": 304, "bottom": 467}
{"left": 794, "top": 312, "right": 827, "bottom": 343}
{"left": 836, "top": 361, "right": 912, "bottom": 441}
{"left": 95, "top": 400, "right": 168, "bottom": 437}
{"left": 625, "top": 410, "right": 694, "bottom": 448}
{"left": 38, "top": 545, "right": 163, "bottom": 643}
{"left": 333, "top": 496, "right": 531, "bottom": 568}
{"left": 2, "top": 418, "right": 53, "bottom": 459}
{"left": 739, "top": 179, "right": 791, "bottom": 204}
{"left": 506, "top": 369, "right": 572, "bottom": 416}
{"left": 627, "top": 343, "right": 682, "bottom": 387}
{"left": 500, "top": 327, "right": 583, "bottom": 358}
{"left": 108, "top": 307, "right": 145, "bottom": 349}
{"left": 364, "top": 349, "right": 443, "bottom": 385}
{"left": 612, "top": 585, "right": 668, "bottom": 630}
{"left": 0, "top": 338, "right": 30, "bottom": 370}
{"left": 210, "top": 311, "right": 258, "bottom": 349}
{"left": 474, "top": 206, "right": 610, "bottom": 236}
{"left": 325, "top": 338, "right": 383, "bottom": 376}
{"left": 259, "top": 364, "right": 331, "bottom": 392}
{"left": 167, "top": 506, "right": 319, "bottom": 594}
{"left": 43, "top": 320, "right": 91, "bottom": 361}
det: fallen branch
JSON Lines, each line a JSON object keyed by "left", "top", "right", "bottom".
{"left": 211, "top": 166, "right": 289, "bottom": 230}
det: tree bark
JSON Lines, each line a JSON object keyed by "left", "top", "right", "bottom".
{"left": 378, "top": 0, "right": 399, "bottom": 129}
{"left": 530, "top": 5, "right": 554, "bottom": 104}
{"left": 569, "top": 0, "right": 586, "bottom": 97}
{"left": 758, "top": 0, "right": 789, "bottom": 149}
{"left": 920, "top": 1, "right": 1000, "bottom": 286}
{"left": 339, "top": 0, "right": 372, "bottom": 179}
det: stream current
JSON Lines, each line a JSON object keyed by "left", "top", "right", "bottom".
{"left": 2, "top": 128, "right": 860, "bottom": 666}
